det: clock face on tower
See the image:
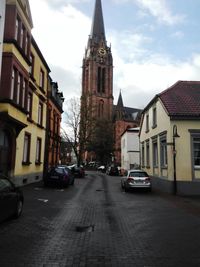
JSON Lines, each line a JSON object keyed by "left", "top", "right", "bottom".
{"left": 98, "top": 47, "right": 106, "bottom": 56}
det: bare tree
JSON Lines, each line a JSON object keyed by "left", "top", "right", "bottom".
{"left": 62, "top": 96, "right": 94, "bottom": 166}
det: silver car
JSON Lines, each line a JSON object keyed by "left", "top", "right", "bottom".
{"left": 121, "top": 169, "right": 151, "bottom": 192}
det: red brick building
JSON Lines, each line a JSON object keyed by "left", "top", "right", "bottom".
{"left": 81, "top": 0, "right": 141, "bottom": 165}
{"left": 44, "top": 79, "right": 64, "bottom": 172}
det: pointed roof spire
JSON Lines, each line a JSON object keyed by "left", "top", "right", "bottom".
{"left": 117, "top": 90, "right": 124, "bottom": 107}
{"left": 90, "top": 0, "right": 106, "bottom": 43}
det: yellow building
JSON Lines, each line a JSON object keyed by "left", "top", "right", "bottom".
{"left": 139, "top": 81, "right": 200, "bottom": 195}
{"left": 0, "top": 0, "right": 51, "bottom": 185}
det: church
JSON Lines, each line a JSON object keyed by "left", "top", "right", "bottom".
{"left": 81, "top": 0, "right": 141, "bottom": 165}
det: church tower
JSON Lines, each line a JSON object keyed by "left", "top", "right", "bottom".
{"left": 81, "top": 0, "right": 113, "bottom": 120}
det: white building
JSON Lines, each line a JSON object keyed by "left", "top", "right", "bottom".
{"left": 121, "top": 127, "right": 140, "bottom": 172}
{"left": 0, "top": 0, "right": 6, "bottom": 81}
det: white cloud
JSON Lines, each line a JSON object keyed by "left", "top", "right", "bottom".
{"left": 171, "top": 31, "right": 184, "bottom": 39}
{"left": 136, "top": 0, "right": 185, "bottom": 25}
{"left": 29, "top": 0, "right": 199, "bottom": 112}
{"left": 113, "top": 0, "right": 185, "bottom": 25}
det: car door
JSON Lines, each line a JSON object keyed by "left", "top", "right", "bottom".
{"left": 0, "top": 178, "right": 17, "bottom": 222}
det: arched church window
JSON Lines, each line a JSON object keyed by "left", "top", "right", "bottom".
{"left": 97, "top": 67, "right": 106, "bottom": 93}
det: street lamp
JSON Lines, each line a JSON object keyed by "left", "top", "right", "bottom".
{"left": 172, "top": 125, "right": 180, "bottom": 195}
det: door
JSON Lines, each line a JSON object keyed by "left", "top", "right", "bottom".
{"left": 0, "top": 130, "right": 9, "bottom": 176}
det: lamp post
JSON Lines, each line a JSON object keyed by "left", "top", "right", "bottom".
{"left": 172, "top": 125, "right": 180, "bottom": 195}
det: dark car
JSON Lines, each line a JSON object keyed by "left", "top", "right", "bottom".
{"left": 44, "top": 166, "right": 74, "bottom": 187}
{"left": 0, "top": 175, "right": 24, "bottom": 223}
{"left": 69, "top": 165, "right": 85, "bottom": 178}
{"left": 106, "top": 166, "right": 119, "bottom": 176}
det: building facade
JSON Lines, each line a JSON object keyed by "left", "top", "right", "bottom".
{"left": 44, "top": 79, "right": 64, "bottom": 173}
{"left": 0, "top": 0, "right": 33, "bottom": 183}
{"left": 121, "top": 127, "right": 140, "bottom": 172}
{"left": 0, "top": 0, "right": 6, "bottom": 82}
{"left": 113, "top": 92, "right": 141, "bottom": 164}
{"left": 0, "top": 0, "right": 63, "bottom": 185}
{"left": 139, "top": 81, "right": 200, "bottom": 195}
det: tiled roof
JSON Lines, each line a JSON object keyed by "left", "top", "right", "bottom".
{"left": 159, "top": 81, "right": 200, "bottom": 118}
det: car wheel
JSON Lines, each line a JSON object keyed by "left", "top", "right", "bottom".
{"left": 14, "top": 199, "right": 23, "bottom": 218}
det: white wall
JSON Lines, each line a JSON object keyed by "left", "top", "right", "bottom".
{"left": 121, "top": 129, "right": 140, "bottom": 171}
{"left": 0, "top": 0, "right": 6, "bottom": 80}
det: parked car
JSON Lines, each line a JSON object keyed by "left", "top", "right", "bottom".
{"left": 97, "top": 165, "right": 106, "bottom": 173}
{"left": 106, "top": 166, "right": 119, "bottom": 176}
{"left": 69, "top": 164, "right": 85, "bottom": 178}
{"left": 121, "top": 169, "right": 151, "bottom": 192}
{"left": 44, "top": 166, "right": 74, "bottom": 187}
{"left": 0, "top": 175, "right": 24, "bottom": 223}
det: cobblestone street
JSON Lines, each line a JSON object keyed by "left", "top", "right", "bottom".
{"left": 1, "top": 171, "right": 200, "bottom": 267}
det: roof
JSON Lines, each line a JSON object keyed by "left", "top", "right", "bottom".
{"left": 159, "top": 81, "right": 200, "bottom": 118}
{"left": 143, "top": 81, "right": 200, "bottom": 119}
{"left": 117, "top": 91, "right": 124, "bottom": 107}
{"left": 90, "top": 0, "right": 106, "bottom": 43}
{"left": 113, "top": 105, "right": 142, "bottom": 121}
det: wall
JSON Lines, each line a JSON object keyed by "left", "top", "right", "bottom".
{"left": 0, "top": 0, "right": 6, "bottom": 79}
{"left": 140, "top": 98, "right": 200, "bottom": 195}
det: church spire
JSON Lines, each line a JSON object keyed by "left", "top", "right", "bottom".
{"left": 117, "top": 90, "right": 124, "bottom": 108}
{"left": 90, "top": 0, "right": 106, "bottom": 43}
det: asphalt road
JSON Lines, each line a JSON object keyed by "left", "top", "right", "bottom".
{"left": 1, "top": 171, "right": 200, "bottom": 267}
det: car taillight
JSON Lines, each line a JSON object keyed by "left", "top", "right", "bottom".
{"left": 127, "top": 177, "right": 133, "bottom": 182}
{"left": 145, "top": 177, "right": 150, "bottom": 182}
{"left": 64, "top": 175, "right": 68, "bottom": 181}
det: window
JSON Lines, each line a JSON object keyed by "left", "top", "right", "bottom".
{"left": 29, "top": 53, "right": 34, "bottom": 76}
{"left": 146, "top": 113, "right": 149, "bottom": 132}
{"left": 10, "top": 69, "right": 15, "bottom": 100}
{"left": 22, "top": 79, "right": 26, "bottom": 108}
{"left": 35, "top": 138, "right": 42, "bottom": 164}
{"left": 146, "top": 141, "right": 150, "bottom": 167}
{"left": 193, "top": 137, "right": 200, "bottom": 168}
{"left": 160, "top": 137, "right": 167, "bottom": 167}
{"left": 141, "top": 143, "right": 145, "bottom": 167}
{"left": 97, "top": 67, "right": 106, "bottom": 93}
{"left": 27, "top": 92, "right": 33, "bottom": 119}
{"left": 153, "top": 140, "right": 158, "bottom": 167}
{"left": 39, "top": 69, "right": 44, "bottom": 89}
{"left": 16, "top": 74, "right": 21, "bottom": 104}
{"left": 152, "top": 107, "right": 157, "bottom": 128}
{"left": 25, "top": 34, "right": 29, "bottom": 55}
{"left": 20, "top": 26, "right": 24, "bottom": 48}
{"left": 38, "top": 102, "right": 43, "bottom": 126}
{"left": 15, "top": 18, "right": 19, "bottom": 40}
{"left": 23, "top": 133, "right": 31, "bottom": 164}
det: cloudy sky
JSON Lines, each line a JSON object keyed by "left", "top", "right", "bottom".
{"left": 29, "top": 0, "right": 200, "bottom": 110}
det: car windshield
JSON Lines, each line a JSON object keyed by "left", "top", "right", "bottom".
{"left": 50, "top": 168, "right": 64, "bottom": 174}
{"left": 129, "top": 172, "right": 148, "bottom": 177}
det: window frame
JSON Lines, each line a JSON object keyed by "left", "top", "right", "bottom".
{"left": 22, "top": 132, "right": 31, "bottom": 165}
{"left": 38, "top": 101, "right": 43, "bottom": 126}
{"left": 35, "top": 137, "right": 42, "bottom": 164}
{"left": 160, "top": 135, "right": 168, "bottom": 168}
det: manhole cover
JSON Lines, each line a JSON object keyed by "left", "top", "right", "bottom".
{"left": 76, "top": 225, "right": 95, "bottom": 233}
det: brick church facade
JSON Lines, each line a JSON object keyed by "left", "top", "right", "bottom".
{"left": 81, "top": 0, "right": 141, "bottom": 165}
